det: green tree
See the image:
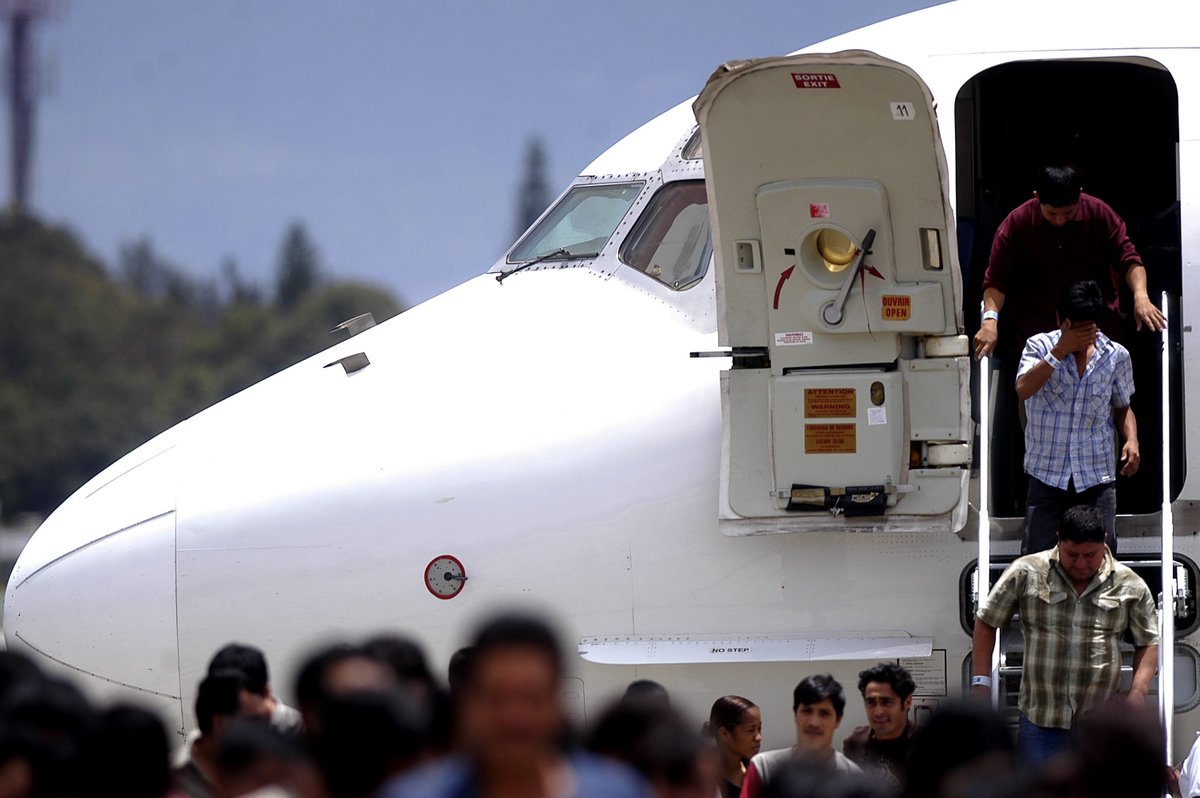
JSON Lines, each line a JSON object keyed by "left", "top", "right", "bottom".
{"left": 0, "top": 213, "right": 405, "bottom": 522}
{"left": 221, "top": 255, "right": 262, "bottom": 306}
{"left": 0, "top": 215, "right": 149, "bottom": 518}
{"left": 275, "top": 221, "right": 321, "bottom": 310}
{"left": 121, "top": 237, "right": 223, "bottom": 322}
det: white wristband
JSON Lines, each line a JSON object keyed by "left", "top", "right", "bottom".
{"left": 971, "top": 675, "right": 992, "bottom": 687}
{"left": 981, "top": 309, "right": 999, "bottom": 323}
{"left": 1044, "top": 352, "right": 1061, "bottom": 370}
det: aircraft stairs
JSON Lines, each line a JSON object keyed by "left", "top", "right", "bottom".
{"left": 973, "top": 293, "right": 1190, "bottom": 756}
{"left": 965, "top": 557, "right": 1198, "bottom": 726}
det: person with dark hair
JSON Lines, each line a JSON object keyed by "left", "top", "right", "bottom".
{"left": 742, "top": 675, "right": 860, "bottom": 798}
{"left": 209, "top": 644, "right": 269, "bottom": 694}
{"left": 78, "top": 704, "right": 172, "bottom": 798}
{"left": 971, "top": 505, "right": 1158, "bottom": 765}
{"left": 294, "top": 643, "right": 399, "bottom": 733}
{"left": 621, "top": 679, "right": 670, "bottom": 709}
{"left": 363, "top": 634, "right": 437, "bottom": 695}
{"left": 843, "top": 663, "right": 917, "bottom": 786}
{"left": 311, "top": 690, "right": 430, "bottom": 798}
{"left": 444, "top": 644, "right": 476, "bottom": 750}
{"left": 208, "top": 642, "right": 301, "bottom": 733}
{"left": 0, "top": 731, "right": 65, "bottom": 798}
{"left": 1, "top": 676, "right": 96, "bottom": 798}
{"left": 361, "top": 634, "right": 456, "bottom": 754}
{"left": 901, "top": 701, "right": 1016, "bottom": 798}
{"left": 1040, "top": 700, "right": 1165, "bottom": 798}
{"left": 975, "top": 165, "right": 1163, "bottom": 364}
{"left": 588, "top": 700, "right": 717, "bottom": 798}
{"left": 215, "top": 720, "right": 313, "bottom": 798}
{"left": 0, "top": 652, "right": 43, "bottom": 705}
{"left": 446, "top": 646, "right": 474, "bottom": 699}
{"left": 175, "top": 669, "right": 270, "bottom": 798}
{"left": 704, "top": 695, "right": 762, "bottom": 798}
{"left": 1, "top": 676, "right": 96, "bottom": 750}
{"left": 1015, "top": 279, "right": 1138, "bottom": 553}
{"left": 382, "top": 613, "right": 649, "bottom": 798}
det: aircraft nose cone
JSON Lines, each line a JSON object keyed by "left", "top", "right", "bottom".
{"left": 3, "top": 444, "right": 182, "bottom": 724}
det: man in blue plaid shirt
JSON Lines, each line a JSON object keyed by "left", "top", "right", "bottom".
{"left": 1016, "top": 280, "right": 1139, "bottom": 554}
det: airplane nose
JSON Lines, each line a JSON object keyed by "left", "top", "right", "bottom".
{"left": 3, "top": 443, "right": 182, "bottom": 729}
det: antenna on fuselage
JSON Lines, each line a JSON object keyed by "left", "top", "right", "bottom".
{"left": 330, "top": 312, "right": 377, "bottom": 337}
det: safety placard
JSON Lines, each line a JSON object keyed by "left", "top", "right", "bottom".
{"left": 804, "top": 388, "right": 856, "bottom": 418}
{"left": 804, "top": 423, "right": 856, "bottom": 454}
{"left": 881, "top": 294, "right": 912, "bottom": 321}
{"left": 775, "top": 331, "right": 814, "bottom": 346}
{"left": 791, "top": 72, "right": 841, "bottom": 89}
{"left": 899, "top": 649, "right": 947, "bottom": 696}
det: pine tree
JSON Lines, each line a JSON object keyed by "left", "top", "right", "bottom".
{"left": 514, "top": 136, "right": 550, "bottom": 239}
{"left": 276, "top": 221, "right": 321, "bottom": 310}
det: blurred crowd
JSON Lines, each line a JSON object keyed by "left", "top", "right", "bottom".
{"left": 0, "top": 612, "right": 1174, "bottom": 798}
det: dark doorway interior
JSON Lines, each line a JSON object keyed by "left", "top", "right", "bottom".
{"left": 954, "top": 59, "right": 1183, "bottom": 520}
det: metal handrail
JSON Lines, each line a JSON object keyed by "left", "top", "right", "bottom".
{"left": 978, "top": 355, "right": 1000, "bottom": 706}
{"left": 1159, "top": 290, "right": 1175, "bottom": 764}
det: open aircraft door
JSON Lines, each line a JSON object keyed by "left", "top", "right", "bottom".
{"left": 694, "top": 52, "right": 971, "bottom": 535}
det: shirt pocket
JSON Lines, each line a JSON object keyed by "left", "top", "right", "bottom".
{"left": 1028, "top": 585, "right": 1070, "bottom": 631}
{"left": 1090, "top": 588, "right": 1132, "bottom": 634}
{"left": 1043, "top": 380, "right": 1075, "bottom": 414}
{"left": 1085, "top": 378, "right": 1112, "bottom": 417}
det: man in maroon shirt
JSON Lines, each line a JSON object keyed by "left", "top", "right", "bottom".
{"left": 973, "top": 166, "right": 1164, "bottom": 362}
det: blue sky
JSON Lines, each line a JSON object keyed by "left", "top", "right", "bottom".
{"left": 25, "top": 0, "right": 942, "bottom": 307}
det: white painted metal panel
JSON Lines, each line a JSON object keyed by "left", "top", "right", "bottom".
{"left": 578, "top": 633, "right": 933, "bottom": 665}
{"left": 695, "top": 52, "right": 963, "bottom": 365}
{"left": 5, "top": 507, "right": 182, "bottom": 733}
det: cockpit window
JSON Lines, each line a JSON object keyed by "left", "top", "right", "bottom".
{"left": 509, "top": 183, "right": 644, "bottom": 262}
{"left": 682, "top": 129, "right": 702, "bottom": 160}
{"left": 619, "top": 181, "right": 710, "bottom": 291}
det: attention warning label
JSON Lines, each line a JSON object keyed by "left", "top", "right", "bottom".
{"left": 804, "top": 423, "right": 856, "bottom": 454}
{"left": 882, "top": 294, "right": 912, "bottom": 321}
{"left": 804, "top": 388, "right": 856, "bottom": 418}
{"left": 775, "top": 331, "right": 813, "bottom": 347}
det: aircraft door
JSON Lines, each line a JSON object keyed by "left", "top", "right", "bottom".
{"left": 694, "top": 52, "right": 971, "bottom": 534}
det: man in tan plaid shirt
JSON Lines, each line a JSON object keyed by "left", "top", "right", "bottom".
{"left": 971, "top": 505, "right": 1158, "bottom": 764}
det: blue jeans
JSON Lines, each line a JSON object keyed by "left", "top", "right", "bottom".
{"left": 1017, "top": 713, "right": 1071, "bottom": 765}
{"left": 1023, "top": 476, "right": 1117, "bottom": 555}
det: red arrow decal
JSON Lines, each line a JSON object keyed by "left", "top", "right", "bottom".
{"left": 773, "top": 265, "right": 795, "bottom": 310}
{"left": 863, "top": 264, "right": 884, "bottom": 280}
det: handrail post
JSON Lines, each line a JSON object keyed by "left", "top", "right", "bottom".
{"left": 1159, "top": 291, "right": 1174, "bottom": 763}
{"left": 978, "top": 355, "right": 999, "bottom": 706}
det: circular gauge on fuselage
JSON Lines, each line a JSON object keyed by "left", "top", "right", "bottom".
{"left": 425, "top": 555, "right": 467, "bottom": 599}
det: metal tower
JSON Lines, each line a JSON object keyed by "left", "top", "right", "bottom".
{"left": 4, "top": 0, "right": 48, "bottom": 213}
